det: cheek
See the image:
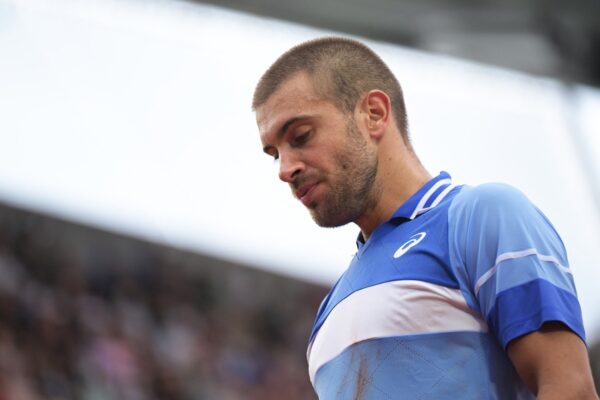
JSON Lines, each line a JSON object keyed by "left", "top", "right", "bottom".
{"left": 334, "top": 147, "right": 354, "bottom": 172}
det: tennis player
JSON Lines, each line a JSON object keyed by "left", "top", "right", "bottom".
{"left": 253, "top": 37, "right": 598, "bottom": 399}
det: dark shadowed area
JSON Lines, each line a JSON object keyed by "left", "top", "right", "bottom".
{"left": 0, "top": 202, "right": 326, "bottom": 399}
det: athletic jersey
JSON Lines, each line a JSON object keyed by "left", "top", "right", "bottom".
{"left": 306, "top": 172, "right": 585, "bottom": 399}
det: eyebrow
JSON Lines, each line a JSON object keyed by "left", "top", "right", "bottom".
{"left": 262, "top": 115, "right": 311, "bottom": 154}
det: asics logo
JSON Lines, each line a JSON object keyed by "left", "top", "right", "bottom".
{"left": 393, "top": 232, "right": 427, "bottom": 258}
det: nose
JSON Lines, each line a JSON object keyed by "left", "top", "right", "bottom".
{"left": 278, "top": 153, "right": 304, "bottom": 183}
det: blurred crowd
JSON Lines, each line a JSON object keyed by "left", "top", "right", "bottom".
{"left": 0, "top": 205, "right": 325, "bottom": 400}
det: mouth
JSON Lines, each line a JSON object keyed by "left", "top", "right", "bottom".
{"left": 295, "top": 182, "right": 320, "bottom": 207}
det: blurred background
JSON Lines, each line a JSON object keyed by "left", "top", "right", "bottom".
{"left": 0, "top": 0, "right": 599, "bottom": 398}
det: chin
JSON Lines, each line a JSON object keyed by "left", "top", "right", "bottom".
{"left": 310, "top": 210, "right": 353, "bottom": 228}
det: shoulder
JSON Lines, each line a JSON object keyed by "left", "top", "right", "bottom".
{"left": 452, "top": 183, "right": 533, "bottom": 213}
{"left": 449, "top": 182, "right": 542, "bottom": 226}
{"left": 447, "top": 182, "right": 564, "bottom": 259}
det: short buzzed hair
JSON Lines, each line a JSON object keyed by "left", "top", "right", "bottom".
{"left": 252, "top": 37, "right": 410, "bottom": 142}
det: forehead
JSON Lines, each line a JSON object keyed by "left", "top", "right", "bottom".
{"left": 256, "top": 72, "right": 329, "bottom": 141}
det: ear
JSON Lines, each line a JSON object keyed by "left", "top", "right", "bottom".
{"left": 358, "top": 90, "right": 391, "bottom": 140}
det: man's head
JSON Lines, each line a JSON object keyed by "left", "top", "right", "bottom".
{"left": 254, "top": 37, "right": 411, "bottom": 229}
{"left": 253, "top": 37, "right": 409, "bottom": 142}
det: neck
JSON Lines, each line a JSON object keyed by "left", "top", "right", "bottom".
{"left": 356, "top": 147, "right": 431, "bottom": 241}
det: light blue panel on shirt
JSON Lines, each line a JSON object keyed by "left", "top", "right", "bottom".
{"left": 448, "top": 183, "right": 584, "bottom": 345}
{"left": 449, "top": 183, "right": 570, "bottom": 288}
{"left": 314, "top": 332, "right": 534, "bottom": 400}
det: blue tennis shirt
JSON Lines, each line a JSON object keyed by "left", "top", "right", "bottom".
{"left": 307, "top": 172, "right": 585, "bottom": 399}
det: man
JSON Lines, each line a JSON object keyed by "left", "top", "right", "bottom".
{"left": 253, "top": 37, "right": 598, "bottom": 399}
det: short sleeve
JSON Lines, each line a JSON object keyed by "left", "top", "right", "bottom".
{"left": 448, "top": 183, "right": 585, "bottom": 348}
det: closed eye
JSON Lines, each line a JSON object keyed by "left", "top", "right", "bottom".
{"left": 262, "top": 144, "right": 279, "bottom": 161}
{"left": 292, "top": 131, "right": 310, "bottom": 147}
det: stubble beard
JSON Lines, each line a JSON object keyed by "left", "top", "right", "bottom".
{"left": 309, "top": 121, "right": 379, "bottom": 228}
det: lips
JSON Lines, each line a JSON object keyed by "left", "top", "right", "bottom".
{"left": 295, "top": 182, "right": 320, "bottom": 206}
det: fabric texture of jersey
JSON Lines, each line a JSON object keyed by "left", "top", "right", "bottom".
{"left": 306, "top": 172, "right": 585, "bottom": 399}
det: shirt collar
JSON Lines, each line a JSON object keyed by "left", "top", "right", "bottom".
{"left": 356, "top": 171, "right": 454, "bottom": 247}
{"left": 390, "top": 171, "right": 453, "bottom": 220}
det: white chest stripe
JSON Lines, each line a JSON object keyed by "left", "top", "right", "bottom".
{"left": 474, "top": 248, "right": 572, "bottom": 296}
{"left": 306, "top": 280, "right": 488, "bottom": 385}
